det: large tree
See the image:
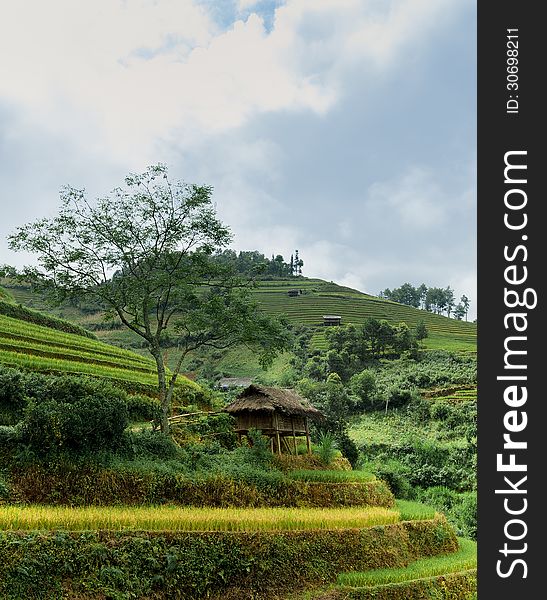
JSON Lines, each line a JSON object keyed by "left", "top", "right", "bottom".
{"left": 8, "top": 165, "right": 290, "bottom": 433}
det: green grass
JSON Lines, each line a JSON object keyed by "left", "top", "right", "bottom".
{"left": 288, "top": 470, "right": 376, "bottom": 483}
{"left": 250, "top": 279, "right": 476, "bottom": 353}
{"left": 0, "top": 505, "right": 400, "bottom": 532}
{"left": 0, "top": 313, "right": 199, "bottom": 394}
{"left": 395, "top": 500, "right": 437, "bottom": 521}
{"left": 336, "top": 537, "right": 476, "bottom": 587}
{"left": 4, "top": 277, "right": 477, "bottom": 360}
{"left": 349, "top": 410, "right": 469, "bottom": 448}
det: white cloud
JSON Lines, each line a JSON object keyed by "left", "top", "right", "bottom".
{"left": 367, "top": 167, "right": 449, "bottom": 230}
{"left": 0, "top": 0, "right": 468, "bottom": 166}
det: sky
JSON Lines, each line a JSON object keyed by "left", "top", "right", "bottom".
{"left": 0, "top": 0, "right": 476, "bottom": 318}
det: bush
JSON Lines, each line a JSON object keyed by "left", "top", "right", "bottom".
{"left": 418, "top": 487, "right": 477, "bottom": 540}
{"left": 349, "top": 370, "right": 377, "bottom": 410}
{"left": 0, "top": 475, "right": 9, "bottom": 500}
{"left": 317, "top": 431, "right": 338, "bottom": 466}
{"left": 335, "top": 430, "right": 359, "bottom": 468}
{"left": 126, "top": 394, "right": 162, "bottom": 423}
{"left": 128, "top": 430, "right": 180, "bottom": 460}
{"left": 0, "top": 517, "right": 456, "bottom": 599}
{"left": 21, "top": 395, "right": 129, "bottom": 456}
{"left": 0, "top": 366, "right": 26, "bottom": 424}
{"left": 372, "top": 460, "right": 415, "bottom": 500}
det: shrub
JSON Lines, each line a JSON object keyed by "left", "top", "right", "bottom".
{"left": 372, "top": 460, "right": 415, "bottom": 500}
{"left": 0, "top": 517, "right": 456, "bottom": 599}
{"left": 349, "top": 370, "right": 377, "bottom": 410}
{"left": 452, "top": 493, "right": 477, "bottom": 540}
{"left": 129, "top": 430, "right": 180, "bottom": 460}
{"left": 21, "top": 395, "right": 129, "bottom": 456}
{"left": 0, "top": 476, "right": 9, "bottom": 500}
{"left": 335, "top": 429, "right": 359, "bottom": 468}
{"left": 126, "top": 394, "right": 162, "bottom": 423}
{"left": 0, "top": 366, "right": 26, "bottom": 424}
{"left": 418, "top": 487, "right": 477, "bottom": 540}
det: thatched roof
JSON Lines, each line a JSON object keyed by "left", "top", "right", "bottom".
{"left": 224, "top": 385, "right": 323, "bottom": 420}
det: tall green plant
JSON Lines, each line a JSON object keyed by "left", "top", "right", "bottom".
{"left": 317, "top": 431, "right": 338, "bottom": 466}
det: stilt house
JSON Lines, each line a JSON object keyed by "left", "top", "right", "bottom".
{"left": 224, "top": 385, "right": 323, "bottom": 454}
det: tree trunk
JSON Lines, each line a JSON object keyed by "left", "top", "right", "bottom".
{"left": 150, "top": 346, "right": 170, "bottom": 434}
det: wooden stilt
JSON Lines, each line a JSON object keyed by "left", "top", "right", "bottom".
{"left": 305, "top": 418, "right": 311, "bottom": 455}
{"left": 274, "top": 413, "right": 282, "bottom": 455}
{"left": 291, "top": 418, "right": 298, "bottom": 455}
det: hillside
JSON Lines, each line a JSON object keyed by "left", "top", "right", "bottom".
{"left": 0, "top": 298, "right": 198, "bottom": 396}
{"left": 1, "top": 277, "right": 476, "bottom": 355}
{"left": 252, "top": 278, "right": 476, "bottom": 353}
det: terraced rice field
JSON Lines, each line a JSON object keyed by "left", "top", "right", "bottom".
{"left": 0, "top": 505, "right": 400, "bottom": 532}
{"left": 0, "top": 313, "right": 196, "bottom": 393}
{"left": 433, "top": 387, "right": 477, "bottom": 403}
{"left": 336, "top": 537, "right": 476, "bottom": 587}
{"left": 251, "top": 279, "right": 476, "bottom": 352}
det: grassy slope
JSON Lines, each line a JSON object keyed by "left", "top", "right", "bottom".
{"left": 251, "top": 279, "right": 476, "bottom": 352}
{"left": 2, "top": 278, "right": 476, "bottom": 380}
{"left": 0, "top": 312, "right": 198, "bottom": 395}
{"left": 336, "top": 537, "right": 476, "bottom": 586}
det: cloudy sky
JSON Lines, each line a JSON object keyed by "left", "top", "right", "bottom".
{"left": 0, "top": 0, "right": 476, "bottom": 317}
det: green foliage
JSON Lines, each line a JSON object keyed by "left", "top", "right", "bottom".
{"left": 0, "top": 517, "right": 456, "bottom": 600}
{"left": 349, "top": 370, "right": 377, "bottom": 409}
{"left": 22, "top": 394, "right": 129, "bottom": 456}
{"left": 127, "top": 430, "right": 180, "bottom": 460}
{"left": 0, "top": 366, "right": 26, "bottom": 424}
{"left": 126, "top": 394, "right": 162, "bottom": 423}
{"left": 418, "top": 488, "right": 477, "bottom": 540}
{"left": 0, "top": 475, "right": 9, "bottom": 500}
{"left": 6, "top": 462, "right": 394, "bottom": 508}
{"left": 371, "top": 460, "right": 415, "bottom": 500}
{"left": 334, "top": 429, "right": 359, "bottom": 468}
{"left": 415, "top": 320, "right": 429, "bottom": 341}
{"left": 317, "top": 432, "right": 338, "bottom": 466}
{"left": 9, "top": 165, "right": 291, "bottom": 433}
{"left": 0, "top": 299, "right": 97, "bottom": 339}
{"left": 246, "top": 428, "right": 273, "bottom": 463}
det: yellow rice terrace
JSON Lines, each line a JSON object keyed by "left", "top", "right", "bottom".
{"left": 0, "top": 505, "right": 400, "bottom": 532}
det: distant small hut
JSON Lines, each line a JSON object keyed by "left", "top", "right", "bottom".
{"left": 224, "top": 385, "right": 323, "bottom": 455}
{"left": 323, "top": 314, "right": 342, "bottom": 326}
{"left": 218, "top": 377, "right": 253, "bottom": 391}
{"left": 287, "top": 289, "right": 302, "bottom": 297}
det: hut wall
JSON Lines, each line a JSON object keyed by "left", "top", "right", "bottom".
{"left": 235, "top": 411, "right": 274, "bottom": 431}
{"left": 234, "top": 412, "right": 307, "bottom": 434}
{"left": 277, "top": 414, "right": 307, "bottom": 433}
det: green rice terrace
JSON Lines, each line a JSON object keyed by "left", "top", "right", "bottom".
{"left": 251, "top": 279, "right": 476, "bottom": 353}
{"left": 2, "top": 277, "right": 476, "bottom": 355}
{"left": 0, "top": 299, "right": 197, "bottom": 397}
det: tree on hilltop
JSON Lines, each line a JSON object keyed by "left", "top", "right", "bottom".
{"left": 8, "top": 165, "right": 290, "bottom": 433}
